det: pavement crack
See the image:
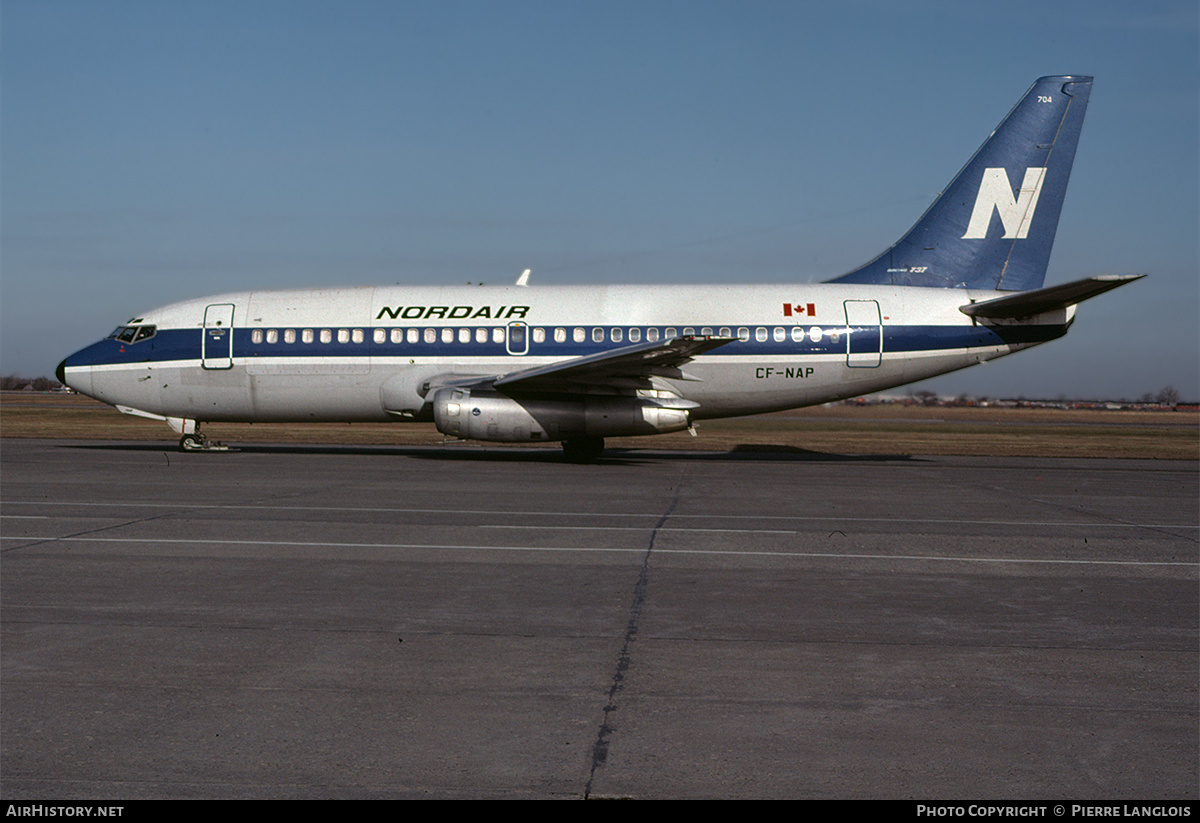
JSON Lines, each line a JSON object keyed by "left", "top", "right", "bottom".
{"left": 0, "top": 510, "right": 183, "bottom": 554}
{"left": 583, "top": 481, "right": 681, "bottom": 799}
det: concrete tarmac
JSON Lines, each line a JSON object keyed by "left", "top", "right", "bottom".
{"left": 1, "top": 439, "right": 1196, "bottom": 799}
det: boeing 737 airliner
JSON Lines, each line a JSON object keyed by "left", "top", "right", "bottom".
{"left": 58, "top": 76, "right": 1142, "bottom": 461}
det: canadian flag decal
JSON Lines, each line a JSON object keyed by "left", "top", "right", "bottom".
{"left": 783, "top": 303, "right": 815, "bottom": 317}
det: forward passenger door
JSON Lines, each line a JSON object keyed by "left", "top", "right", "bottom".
{"left": 202, "top": 303, "right": 235, "bottom": 370}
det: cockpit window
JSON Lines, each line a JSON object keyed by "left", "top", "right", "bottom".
{"left": 109, "top": 324, "right": 157, "bottom": 343}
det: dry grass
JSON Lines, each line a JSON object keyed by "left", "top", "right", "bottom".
{"left": 2, "top": 391, "right": 1196, "bottom": 459}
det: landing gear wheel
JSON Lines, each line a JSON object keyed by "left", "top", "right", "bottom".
{"left": 562, "top": 436, "right": 605, "bottom": 464}
{"left": 178, "top": 431, "right": 229, "bottom": 452}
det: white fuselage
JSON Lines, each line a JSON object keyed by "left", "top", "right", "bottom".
{"left": 61, "top": 282, "right": 1069, "bottom": 429}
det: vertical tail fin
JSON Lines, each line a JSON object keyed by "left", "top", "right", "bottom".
{"left": 827, "top": 75, "right": 1092, "bottom": 292}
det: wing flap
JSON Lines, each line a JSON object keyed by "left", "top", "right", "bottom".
{"left": 493, "top": 335, "right": 736, "bottom": 393}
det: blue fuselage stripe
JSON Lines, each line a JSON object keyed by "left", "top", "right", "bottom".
{"left": 66, "top": 323, "right": 1066, "bottom": 368}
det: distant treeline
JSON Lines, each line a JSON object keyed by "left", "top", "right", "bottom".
{"left": 2, "top": 376, "right": 62, "bottom": 391}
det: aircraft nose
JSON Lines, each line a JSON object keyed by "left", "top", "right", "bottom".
{"left": 56, "top": 359, "right": 66, "bottom": 385}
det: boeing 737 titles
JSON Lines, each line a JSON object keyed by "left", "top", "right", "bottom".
{"left": 58, "top": 76, "right": 1142, "bottom": 462}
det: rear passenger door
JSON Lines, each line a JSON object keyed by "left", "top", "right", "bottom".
{"left": 844, "top": 300, "right": 882, "bottom": 368}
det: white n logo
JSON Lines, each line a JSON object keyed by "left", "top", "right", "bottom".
{"left": 962, "top": 167, "right": 1047, "bottom": 239}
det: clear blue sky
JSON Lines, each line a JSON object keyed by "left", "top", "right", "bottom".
{"left": 3, "top": 0, "right": 1197, "bottom": 401}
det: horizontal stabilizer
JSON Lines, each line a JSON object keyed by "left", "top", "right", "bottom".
{"left": 960, "top": 275, "right": 1145, "bottom": 319}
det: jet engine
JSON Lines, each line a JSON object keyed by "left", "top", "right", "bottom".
{"left": 430, "top": 387, "right": 691, "bottom": 442}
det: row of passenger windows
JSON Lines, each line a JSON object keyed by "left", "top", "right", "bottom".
{"left": 248, "top": 325, "right": 838, "bottom": 345}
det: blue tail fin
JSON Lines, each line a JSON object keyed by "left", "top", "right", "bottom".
{"left": 827, "top": 75, "right": 1092, "bottom": 292}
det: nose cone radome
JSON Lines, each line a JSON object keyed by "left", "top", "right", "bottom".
{"left": 56, "top": 347, "right": 96, "bottom": 397}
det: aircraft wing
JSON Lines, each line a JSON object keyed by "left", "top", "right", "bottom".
{"left": 492, "top": 335, "right": 737, "bottom": 394}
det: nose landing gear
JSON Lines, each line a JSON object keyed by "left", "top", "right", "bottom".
{"left": 179, "top": 430, "right": 229, "bottom": 452}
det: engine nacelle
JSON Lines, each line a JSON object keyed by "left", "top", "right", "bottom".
{"left": 431, "top": 388, "right": 691, "bottom": 442}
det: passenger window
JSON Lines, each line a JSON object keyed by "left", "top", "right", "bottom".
{"left": 665, "top": 327, "right": 677, "bottom": 338}
{"left": 458, "top": 328, "right": 470, "bottom": 344}
{"left": 302, "top": 329, "right": 314, "bottom": 344}
{"left": 533, "top": 327, "right": 546, "bottom": 344}
{"left": 251, "top": 329, "right": 264, "bottom": 344}
{"left": 611, "top": 328, "right": 623, "bottom": 343}
{"left": 554, "top": 327, "right": 566, "bottom": 343}
{"left": 701, "top": 327, "right": 713, "bottom": 336}
{"left": 405, "top": 329, "right": 417, "bottom": 344}
{"left": 424, "top": 328, "right": 436, "bottom": 344}
{"left": 592, "top": 328, "right": 604, "bottom": 343}
{"left": 285, "top": 329, "right": 296, "bottom": 344}
{"left": 352, "top": 329, "right": 364, "bottom": 344}
{"left": 266, "top": 329, "right": 279, "bottom": 344}
{"left": 719, "top": 327, "right": 730, "bottom": 337}
{"left": 320, "top": 329, "right": 332, "bottom": 344}
{"left": 683, "top": 327, "right": 695, "bottom": 336}
{"left": 755, "top": 327, "right": 767, "bottom": 342}
{"left": 791, "top": 327, "right": 805, "bottom": 342}
{"left": 337, "top": 329, "right": 349, "bottom": 344}
{"left": 574, "top": 328, "right": 585, "bottom": 343}
{"left": 390, "top": 329, "right": 403, "bottom": 344}
{"left": 737, "top": 327, "right": 749, "bottom": 341}
{"left": 647, "top": 328, "right": 660, "bottom": 342}
{"left": 774, "top": 327, "right": 785, "bottom": 342}
{"left": 629, "top": 328, "right": 641, "bottom": 343}
{"left": 810, "top": 327, "right": 823, "bottom": 343}
{"left": 441, "top": 328, "right": 453, "bottom": 344}
{"left": 492, "top": 327, "right": 505, "bottom": 344}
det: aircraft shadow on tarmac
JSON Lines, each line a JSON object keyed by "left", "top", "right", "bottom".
{"left": 63, "top": 441, "right": 922, "bottom": 464}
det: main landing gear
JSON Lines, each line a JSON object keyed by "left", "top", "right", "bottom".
{"left": 561, "top": 436, "right": 605, "bottom": 464}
